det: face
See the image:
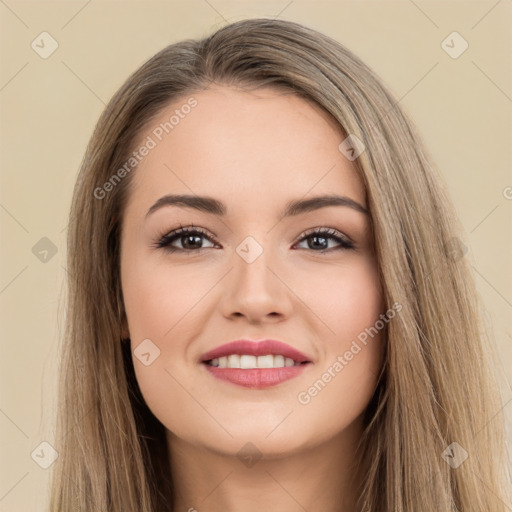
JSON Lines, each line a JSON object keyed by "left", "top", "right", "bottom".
{"left": 120, "top": 84, "right": 385, "bottom": 458}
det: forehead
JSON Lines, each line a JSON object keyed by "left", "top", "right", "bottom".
{"left": 125, "top": 84, "right": 366, "bottom": 218}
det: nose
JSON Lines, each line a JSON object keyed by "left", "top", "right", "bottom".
{"left": 219, "top": 242, "right": 294, "bottom": 324}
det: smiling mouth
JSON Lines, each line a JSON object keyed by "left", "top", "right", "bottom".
{"left": 203, "top": 354, "right": 310, "bottom": 369}
{"left": 202, "top": 356, "right": 311, "bottom": 389}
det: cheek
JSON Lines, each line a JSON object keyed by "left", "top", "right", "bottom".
{"left": 294, "top": 254, "right": 384, "bottom": 347}
{"left": 292, "top": 256, "right": 385, "bottom": 422}
{"left": 121, "top": 257, "right": 221, "bottom": 429}
{"left": 121, "top": 256, "right": 216, "bottom": 342}
{"left": 332, "top": 261, "right": 384, "bottom": 345}
{"left": 295, "top": 338, "right": 383, "bottom": 447}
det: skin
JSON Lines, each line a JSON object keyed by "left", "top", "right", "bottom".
{"left": 120, "top": 84, "right": 386, "bottom": 512}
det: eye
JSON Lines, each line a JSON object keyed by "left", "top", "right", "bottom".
{"left": 153, "top": 225, "right": 355, "bottom": 254}
{"left": 154, "top": 225, "right": 217, "bottom": 254}
{"left": 293, "top": 227, "right": 355, "bottom": 252}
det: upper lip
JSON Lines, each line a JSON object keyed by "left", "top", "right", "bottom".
{"left": 200, "top": 339, "right": 311, "bottom": 363}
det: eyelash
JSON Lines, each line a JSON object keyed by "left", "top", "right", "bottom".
{"left": 153, "top": 224, "right": 355, "bottom": 254}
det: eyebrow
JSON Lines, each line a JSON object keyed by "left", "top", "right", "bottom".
{"left": 145, "top": 193, "right": 369, "bottom": 219}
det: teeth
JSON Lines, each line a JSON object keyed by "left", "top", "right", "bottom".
{"left": 257, "top": 355, "right": 274, "bottom": 368}
{"left": 209, "top": 355, "right": 298, "bottom": 369}
{"left": 228, "top": 354, "right": 240, "bottom": 368}
{"left": 240, "top": 355, "right": 257, "bottom": 369}
{"left": 274, "top": 355, "right": 284, "bottom": 367}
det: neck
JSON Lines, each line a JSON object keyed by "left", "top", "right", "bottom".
{"left": 167, "top": 417, "right": 365, "bottom": 512}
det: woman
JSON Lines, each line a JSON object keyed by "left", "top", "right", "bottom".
{"left": 49, "top": 18, "right": 510, "bottom": 511}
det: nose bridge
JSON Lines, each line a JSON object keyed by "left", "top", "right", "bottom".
{"left": 233, "top": 233, "right": 276, "bottom": 292}
{"left": 220, "top": 232, "right": 291, "bottom": 319}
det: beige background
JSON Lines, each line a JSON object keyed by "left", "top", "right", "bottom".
{"left": 0, "top": 1, "right": 511, "bottom": 510}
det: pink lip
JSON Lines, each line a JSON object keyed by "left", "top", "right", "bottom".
{"left": 203, "top": 365, "right": 309, "bottom": 389}
{"left": 200, "top": 339, "right": 312, "bottom": 389}
{"left": 200, "top": 339, "right": 311, "bottom": 363}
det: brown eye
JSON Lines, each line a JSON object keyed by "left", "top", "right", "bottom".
{"left": 156, "top": 227, "right": 217, "bottom": 253}
{"left": 294, "top": 228, "right": 354, "bottom": 252}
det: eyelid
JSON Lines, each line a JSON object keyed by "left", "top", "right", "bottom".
{"left": 295, "top": 226, "right": 353, "bottom": 244}
{"left": 153, "top": 224, "right": 217, "bottom": 249}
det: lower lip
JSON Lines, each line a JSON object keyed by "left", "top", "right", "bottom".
{"left": 202, "top": 363, "right": 310, "bottom": 389}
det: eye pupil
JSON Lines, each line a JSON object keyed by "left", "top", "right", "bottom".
{"left": 309, "top": 235, "right": 328, "bottom": 250}
{"left": 183, "top": 234, "right": 203, "bottom": 249}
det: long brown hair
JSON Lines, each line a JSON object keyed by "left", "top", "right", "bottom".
{"left": 50, "top": 17, "right": 511, "bottom": 511}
